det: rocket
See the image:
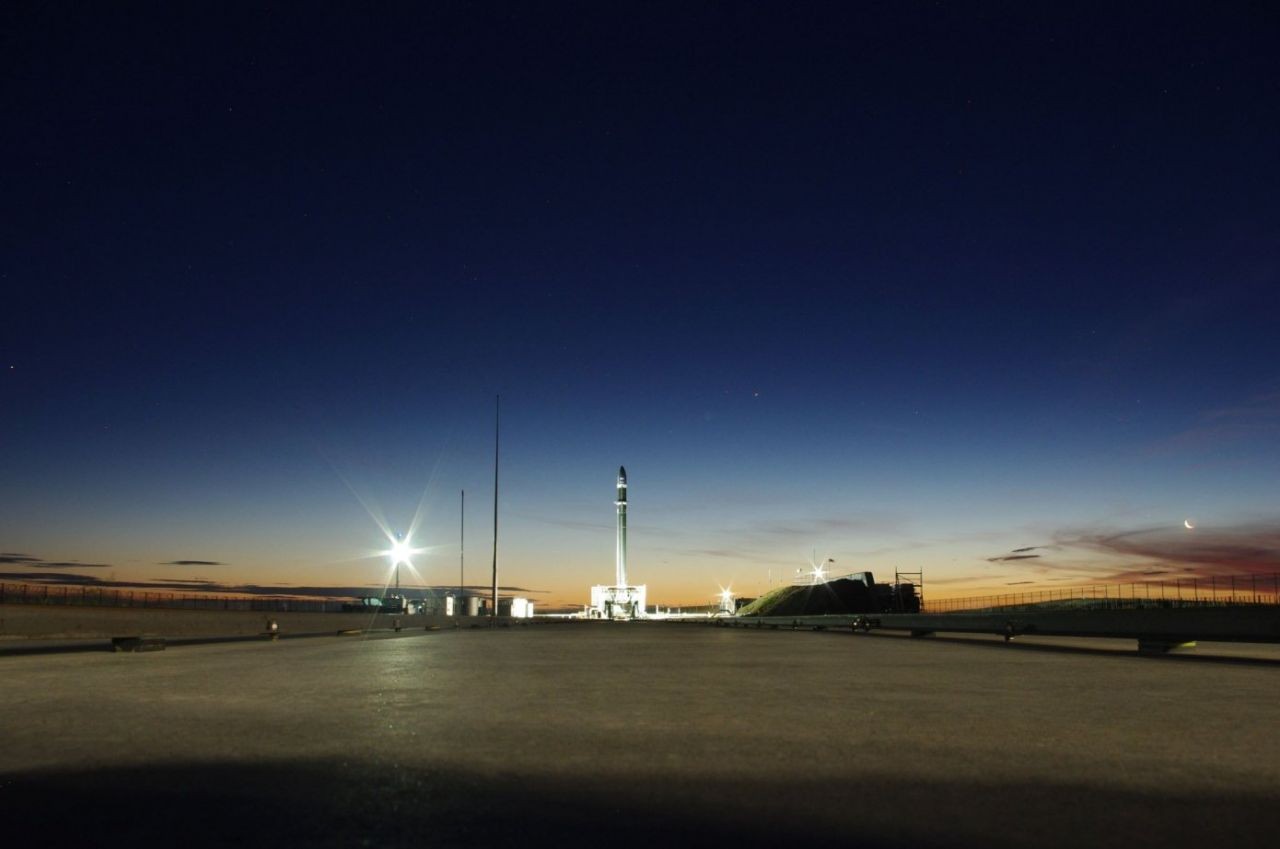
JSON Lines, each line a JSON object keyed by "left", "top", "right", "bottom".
{"left": 616, "top": 466, "right": 628, "bottom": 588}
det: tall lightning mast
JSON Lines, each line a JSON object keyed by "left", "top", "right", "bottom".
{"left": 491, "top": 395, "right": 500, "bottom": 621}
{"left": 459, "top": 489, "right": 465, "bottom": 602}
{"left": 616, "top": 466, "right": 627, "bottom": 588}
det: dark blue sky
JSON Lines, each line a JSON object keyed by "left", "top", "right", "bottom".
{"left": 3, "top": 2, "right": 1278, "bottom": 605}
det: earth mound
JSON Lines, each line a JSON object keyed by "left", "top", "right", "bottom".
{"left": 736, "top": 578, "right": 877, "bottom": 617}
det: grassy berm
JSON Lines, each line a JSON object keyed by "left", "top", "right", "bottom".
{"left": 736, "top": 579, "right": 877, "bottom": 617}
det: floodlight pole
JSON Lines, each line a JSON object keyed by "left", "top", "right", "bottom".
{"left": 460, "top": 489, "right": 465, "bottom": 606}
{"left": 490, "top": 395, "right": 500, "bottom": 623}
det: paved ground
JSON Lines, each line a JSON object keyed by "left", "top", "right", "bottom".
{"left": 1, "top": 623, "right": 1276, "bottom": 848}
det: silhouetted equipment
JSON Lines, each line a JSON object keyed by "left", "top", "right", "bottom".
{"left": 737, "top": 572, "right": 920, "bottom": 617}
{"left": 341, "top": 596, "right": 385, "bottom": 613}
{"left": 894, "top": 567, "right": 924, "bottom": 612}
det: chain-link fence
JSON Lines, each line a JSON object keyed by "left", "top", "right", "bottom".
{"left": 0, "top": 582, "right": 344, "bottom": 612}
{"left": 922, "top": 573, "right": 1280, "bottom": 614}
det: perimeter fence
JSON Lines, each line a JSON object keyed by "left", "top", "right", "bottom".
{"left": 921, "top": 573, "right": 1280, "bottom": 614}
{"left": 0, "top": 582, "right": 345, "bottom": 613}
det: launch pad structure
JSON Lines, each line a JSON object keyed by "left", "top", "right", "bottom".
{"left": 589, "top": 466, "right": 647, "bottom": 619}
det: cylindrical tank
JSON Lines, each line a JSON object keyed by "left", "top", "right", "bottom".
{"left": 465, "top": 596, "right": 481, "bottom": 617}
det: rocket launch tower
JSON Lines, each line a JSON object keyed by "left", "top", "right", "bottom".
{"left": 590, "top": 466, "right": 647, "bottom": 619}
{"left": 615, "top": 465, "right": 628, "bottom": 588}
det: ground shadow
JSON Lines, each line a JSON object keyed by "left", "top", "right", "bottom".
{"left": 1, "top": 759, "right": 1273, "bottom": 849}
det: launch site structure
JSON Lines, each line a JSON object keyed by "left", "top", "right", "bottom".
{"left": 589, "top": 466, "right": 647, "bottom": 619}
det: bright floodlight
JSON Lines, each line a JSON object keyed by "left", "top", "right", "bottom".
{"left": 388, "top": 537, "right": 414, "bottom": 566}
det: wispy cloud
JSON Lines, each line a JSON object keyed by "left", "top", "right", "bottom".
{"left": 654, "top": 514, "right": 911, "bottom": 561}
{"left": 161, "top": 560, "right": 225, "bottom": 566}
{"left": 0, "top": 571, "right": 109, "bottom": 585}
{"left": 746, "top": 515, "right": 908, "bottom": 539}
{"left": 673, "top": 548, "right": 794, "bottom": 566}
{"left": 0, "top": 553, "right": 112, "bottom": 568}
{"left": 1150, "top": 391, "right": 1280, "bottom": 455}
{"left": 927, "top": 573, "right": 1006, "bottom": 586}
{"left": 981, "top": 520, "right": 1280, "bottom": 584}
{"left": 1055, "top": 522, "right": 1280, "bottom": 577}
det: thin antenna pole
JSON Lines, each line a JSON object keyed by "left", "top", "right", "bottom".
{"left": 490, "top": 395, "right": 500, "bottom": 622}
{"left": 460, "top": 489, "right": 465, "bottom": 609}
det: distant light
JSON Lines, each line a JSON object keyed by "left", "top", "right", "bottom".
{"left": 385, "top": 533, "right": 419, "bottom": 567}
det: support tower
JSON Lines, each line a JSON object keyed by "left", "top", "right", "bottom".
{"left": 616, "top": 466, "right": 627, "bottom": 587}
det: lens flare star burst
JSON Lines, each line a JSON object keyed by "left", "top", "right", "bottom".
{"left": 387, "top": 536, "right": 419, "bottom": 567}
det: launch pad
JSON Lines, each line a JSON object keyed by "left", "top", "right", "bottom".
{"left": 590, "top": 583, "right": 647, "bottom": 620}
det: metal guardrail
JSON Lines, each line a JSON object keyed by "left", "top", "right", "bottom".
{"left": 920, "top": 574, "right": 1280, "bottom": 614}
{"left": 722, "top": 574, "right": 1280, "bottom": 652}
{"left": 727, "top": 606, "right": 1280, "bottom": 651}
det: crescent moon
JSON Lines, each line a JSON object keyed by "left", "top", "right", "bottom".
{"left": 1184, "top": 519, "right": 1195, "bottom": 529}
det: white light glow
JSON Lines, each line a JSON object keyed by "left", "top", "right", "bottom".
{"left": 383, "top": 533, "right": 424, "bottom": 569}
{"left": 390, "top": 540, "right": 412, "bottom": 565}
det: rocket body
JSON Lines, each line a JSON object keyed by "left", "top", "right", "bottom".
{"left": 616, "top": 466, "right": 628, "bottom": 588}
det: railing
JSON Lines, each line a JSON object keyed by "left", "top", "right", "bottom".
{"left": 0, "top": 582, "right": 346, "bottom": 613}
{"left": 921, "top": 573, "right": 1280, "bottom": 614}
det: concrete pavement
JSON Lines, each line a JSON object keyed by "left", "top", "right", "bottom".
{"left": 1, "top": 622, "right": 1276, "bottom": 848}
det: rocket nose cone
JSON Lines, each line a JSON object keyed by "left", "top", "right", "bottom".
{"left": 618, "top": 465, "right": 627, "bottom": 481}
